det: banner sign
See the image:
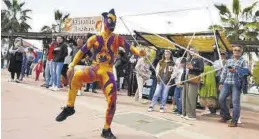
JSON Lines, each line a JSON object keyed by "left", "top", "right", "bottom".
{"left": 62, "top": 16, "right": 101, "bottom": 33}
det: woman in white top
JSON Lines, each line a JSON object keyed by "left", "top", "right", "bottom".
{"left": 135, "top": 54, "right": 152, "bottom": 103}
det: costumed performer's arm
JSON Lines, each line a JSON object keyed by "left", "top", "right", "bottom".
{"left": 69, "top": 36, "right": 96, "bottom": 68}
{"left": 118, "top": 36, "right": 145, "bottom": 57}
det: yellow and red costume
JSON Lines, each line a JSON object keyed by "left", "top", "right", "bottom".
{"left": 56, "top": 9, "right": 145, "bottom": 139}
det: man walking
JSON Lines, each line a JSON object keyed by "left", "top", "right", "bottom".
{"left": 219, "top": 45, "right": 248, "bottom": 127}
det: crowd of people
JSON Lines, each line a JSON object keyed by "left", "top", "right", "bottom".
{"left": 7, "top": 39, "right": 39, "bottom": 82}
{"left": 6, "top": 35, "right": 251, "bottom": 128}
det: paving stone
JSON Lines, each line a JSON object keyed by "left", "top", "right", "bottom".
{"left": 113, "top": 112, "right": 182, "bottom": 135}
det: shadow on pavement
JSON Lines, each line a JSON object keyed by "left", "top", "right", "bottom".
{"left": 240, "top": 122, "right": 259, "bottom": 131}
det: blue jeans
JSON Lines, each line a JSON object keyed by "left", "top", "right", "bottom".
{"left": 219, "top": 84, "right": 241, "bottom": 122}
{"left": 52, "top": 62, "right": 64, "bottom": 88}
{"left": 45, "top": 60, "right": 54, "bottom": 86}
{"left": 174, "top": 87, "right": 183, "bottom": 113}
{"left": 26, "top": 61, "right": 33, "bottom": 76}
{"left": 149, "top": 78, "right": 157, "bottom": 100}
{"left": 1, "top": 59, "right": 4, "bottom": 68}
{"left": 150, "top": 83, "right": 170, "bottom": 109}
{"left": 20, "top": 64, "right": 27, "bottom": 80}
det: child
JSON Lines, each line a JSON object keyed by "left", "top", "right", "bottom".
{"left": 34, "top": 59, "right": 43, "bottom": 81}
{"left": 171, "top": 58, "right": 186, "bottom": 115}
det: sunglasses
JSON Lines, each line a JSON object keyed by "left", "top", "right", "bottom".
{"left": 233, "top": 49, "right": 241, "bottom": 52}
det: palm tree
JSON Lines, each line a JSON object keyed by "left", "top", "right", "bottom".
{"left": 55, "top": 10, "right": 70, "bottom": 32}
{"left": 1, "top": 0, "right": 32, "bottom": 32}
{"left": 40, "top": 10, "right": 70, "bottom": 33}
{"left": 209, "top": 0, "right": 259, "bottom": 41}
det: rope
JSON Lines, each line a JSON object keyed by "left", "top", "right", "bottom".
{"left": 168, "top": 68, "right": 222, "bottom": 88}
{"left": 123, "top": 18, "right": 215, "bottom": 64}
{"left": 119, "top": 17, "right": 166, "bottom": 87}
{"left": 206, "top": 6, "right": 224, "bottom": 67}
{"left": 120, "top": 6, "right": 225, "bottom": 89}
{"left": 120, "top": 6, "right": 207, "bottom": 18}
{"left": 166, "top": 32, "right": 196, "bottom": 86}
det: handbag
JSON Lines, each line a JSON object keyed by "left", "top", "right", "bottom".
{"left": 188, "top": 74, "right": 201, "bottom": 84}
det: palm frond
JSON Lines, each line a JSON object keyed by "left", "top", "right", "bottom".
{"left": 237, "top": 29, "right": 245, "bottom": 34}
{"left": 12, "top": 0, "right": 19, "bottom": 10}
{"left": 41, "top": 25, "right": 50, "bottom": 31}
{"left": 232, "top": 0, "right": 241, "bottom": 16}
{"left": 22, "top": 9, "right": 32, "bottom": 14}
{"left": 254, "top": 10, "right": 259, "bottom": 21}
{"left": 1, "top": 9, "right": 10, "bottom": 19}
{"left": 220, "top": 16, "right": 231, "bottom": 23}
{"left": 54, "top": 10, "right": 63, "bottom": 20}
{"left": 19, "top": 14, "right": 31, "bottom": 21}
{"left": 19, "top": 21, "right": 31, "bottom": 32}
{"left": 243, "top": 31, "right": 259, "bottom": 40}
{"left": 242, "top": 1, "right": 258, "bottom": 19}
{"left": 3, "top": 0, "right": 12, "bottom": 9}
{"left": 244, "top": 22, "right": 259, "bottom": 29}
{"left": 214, "top": 4, "right": 232, "bottom": 18}
{"left": 62, "top": 13, "right": 70, "bottom": 21}
{"left": 256, "top": 10, "right": 259, "bottom": 17}
{"left": 19, "top": 1, "right": 25, "bottom": 9}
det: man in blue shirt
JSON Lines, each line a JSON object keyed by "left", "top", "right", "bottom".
{"left": 219, "top": 45, "right": 248, "bottom": 127}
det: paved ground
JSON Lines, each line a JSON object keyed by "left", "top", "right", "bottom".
{"left": 2, "top": 70, "right": 259, "bottom": 139}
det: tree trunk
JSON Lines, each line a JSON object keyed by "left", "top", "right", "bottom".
{"left": 247, "top": 52, "right": 253, "bottom": 70}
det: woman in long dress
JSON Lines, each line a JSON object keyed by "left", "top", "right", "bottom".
{"left": 199, "top": 61, "right": 217, "bottom": 115}
{"left": 8, "top": 42, "right": 24, "bottom": 83}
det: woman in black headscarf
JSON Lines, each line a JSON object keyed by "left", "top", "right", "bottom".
{"left": 8, "top": 39, "right": 25, "bottom": 83}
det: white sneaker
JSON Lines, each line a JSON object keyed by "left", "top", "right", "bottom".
{"left": 140, "top": 100, "right": 149, "bottom": 104}
{"left": 181, "top": 115, "right": 185, "bottom": 118}
{"left": 201, "top": 109, "right": 211, "bottom": 115}
{"left": 185, "top": 116, "right": 196, "bottom": 120}
{"left": 52, "top": 87, "right": 59, "bottom": 91}
{"left": 160, "top": 108, "right": 165, "bottom": 113}
{"left": 8, "top": 79, "right": 14, "bottom": 82}
{"left": 148, "top": 106, "right": 154, "bottom": 112}
{"left": 77, "top": 90, "right": 82, "bottom": 96}
{"left": 238, "top": 118, "right": 242, "bottom": 124}
{"left": 49, "top": 86, "right": 54, "bottom": 90}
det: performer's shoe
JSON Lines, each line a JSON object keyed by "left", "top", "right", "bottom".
{"left": 55, "top": 106, "right": 75, "bottom": 122}
{"left": 101, "top": 128, "right": 116, "bottom": 139}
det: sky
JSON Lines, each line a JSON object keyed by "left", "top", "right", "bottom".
{"left": 1, "top": 0, "right": 257, "bottom": 48}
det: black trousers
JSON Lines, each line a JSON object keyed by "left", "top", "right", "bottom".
{"left": 11, "top": 72, "right": 21, "bottom": 80}
{"left": 85, "top": 82, "right": 97, "bottom": 91}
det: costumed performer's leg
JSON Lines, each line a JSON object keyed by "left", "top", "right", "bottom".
{"left": 56, "top": 66, "right": 97, "bottom": 122}
{"left": 99, "top": 67, "right": 117, "bottom": 139}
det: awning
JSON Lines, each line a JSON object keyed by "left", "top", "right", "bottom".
{"left": 135, "top": 30, "right": 233, "bottom": 52}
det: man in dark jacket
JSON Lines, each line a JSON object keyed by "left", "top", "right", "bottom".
{"left": 182, "top": 47, "right": 204, "bottom": 120}
{"left": 115, "top": 49, "right": 128, "bottom": 91}
{"left": 50, "top": 36, "right": 68, "bottom": 91}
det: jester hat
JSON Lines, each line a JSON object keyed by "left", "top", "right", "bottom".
{"left": 96, "top": 9, "right": 117, "bottom": 32}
